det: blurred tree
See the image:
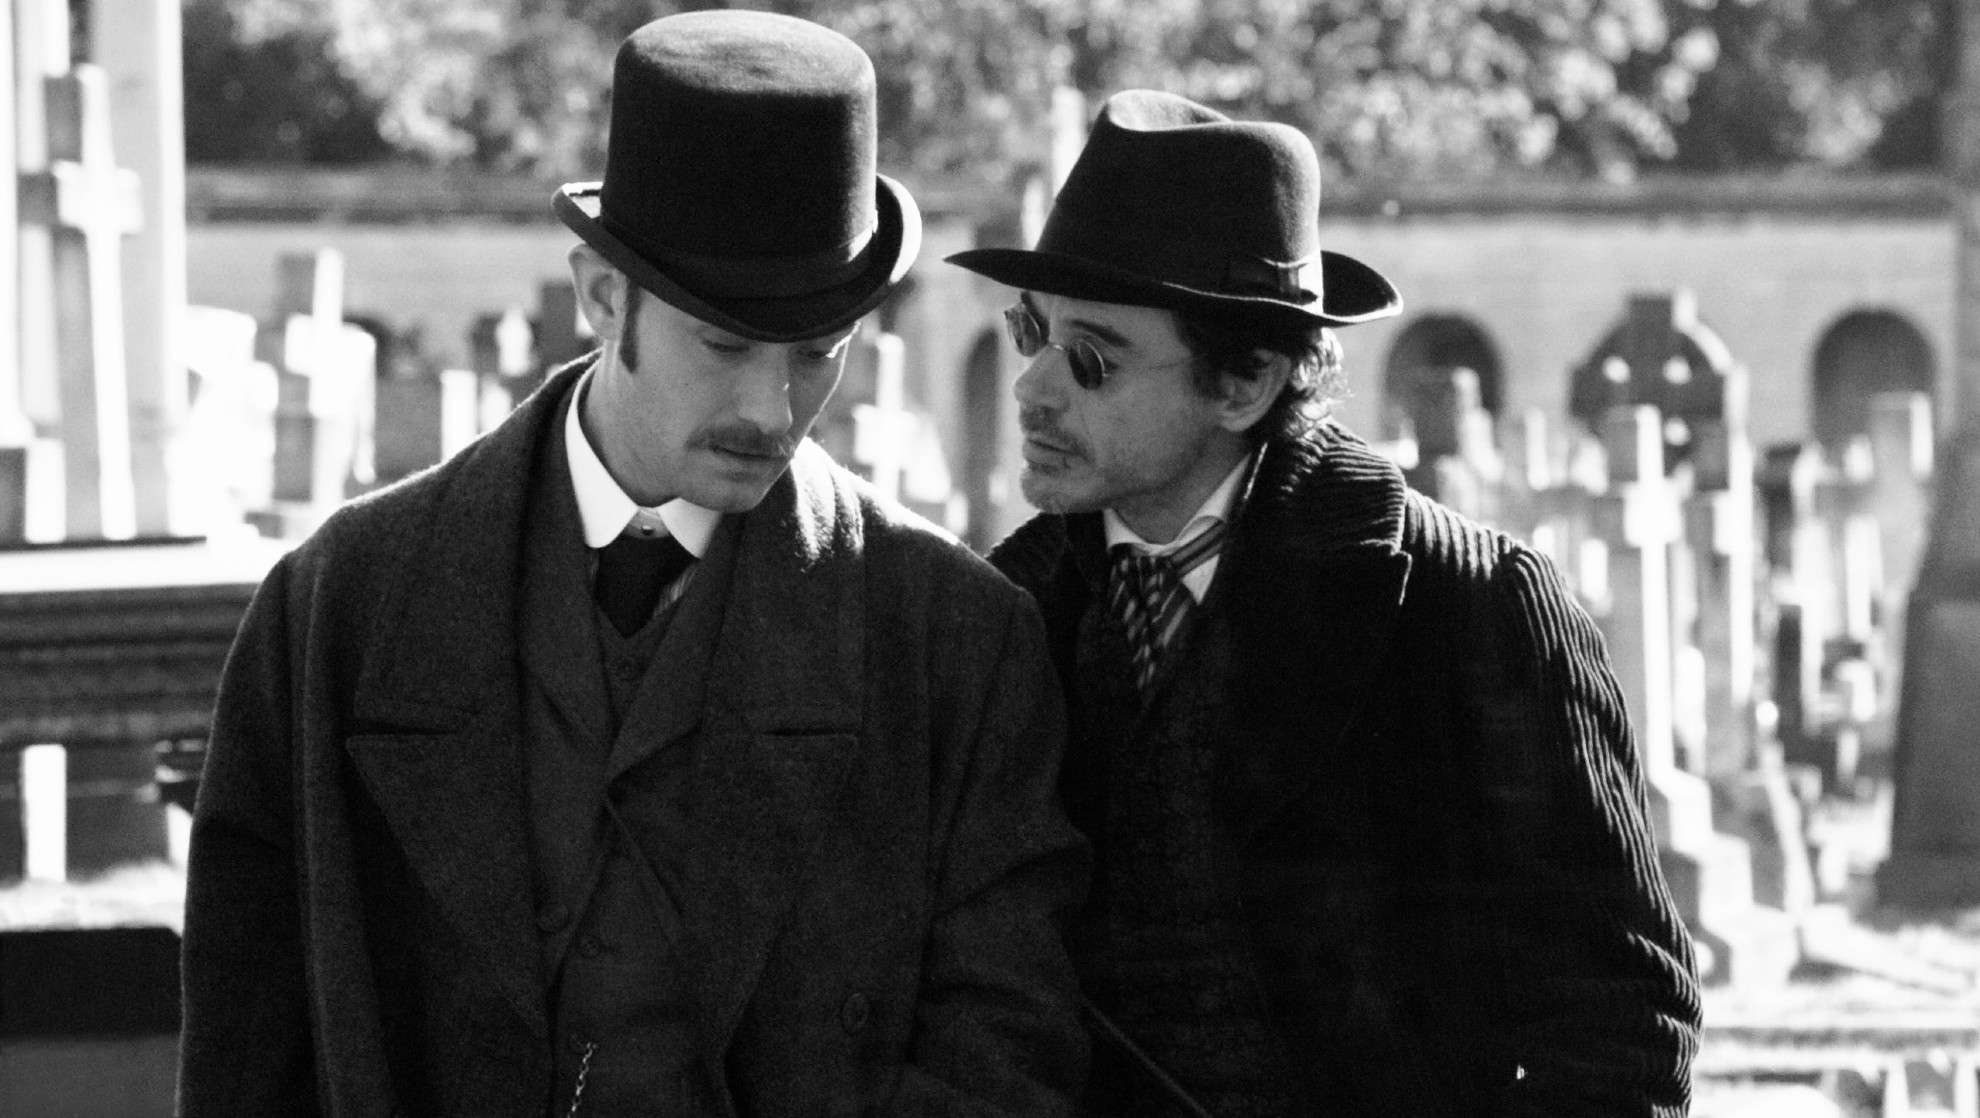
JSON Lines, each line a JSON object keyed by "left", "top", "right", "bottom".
{"left": 182, "top": 0, "right": 395, "bottom": 164}
{"left": 1659, "top": 0, "right": 1948, "bottom": 172}
{"left": 186, "top": 0, "right": 1952, "bottom": 179}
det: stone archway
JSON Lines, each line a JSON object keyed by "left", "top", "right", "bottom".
{"left": 1812, "top": 309, "right": 1934, "bottom": 451}
{"left": 1380, "top": 314, "right": 1503, "bottom": 446}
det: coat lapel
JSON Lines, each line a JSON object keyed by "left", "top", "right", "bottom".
{"left": 342, "top": 362, "right": 591, "bottom": 1041}
{"left": 603, "top": 513, "right": 742, "bottom": 778}
{"left": 519, "top": 381, "right": 613, "bottom": 755}
{"left": 673, "top": 442, "right": 868, "bottom": 1049}
{"left": 1216, "top": 426, "right": 1413, "bottom": 846}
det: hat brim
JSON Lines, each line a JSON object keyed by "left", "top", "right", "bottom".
{"left": 945, "top": 245, "right": 1400, "bottom": 327}
{"left": 556, "top": 174, "right": 921, "bottom": 343}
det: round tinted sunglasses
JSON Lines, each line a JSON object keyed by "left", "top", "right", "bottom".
{"left": 1007, "top": 302, "right": 1202, "bottom": 390}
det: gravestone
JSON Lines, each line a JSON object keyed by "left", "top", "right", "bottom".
{"left": 1682, "top": 354, "right": 1756, "bottom": 782}
{"left": 1878, "top": 426, "right": 1980, "bottom": 908}
{"left": 0, "top": 927, "right": 181, "bottom": 1117}
{"left": 96, "top": 0, "right": 188, "bottom": 538}
{"left": 1574, "top": 292, "right": 1798, "bottom": 985}
{"left": 1403, "top": 367, "right": 1501, "bottom": 524}
{"left": 1590, "top": 406, "right": 1796, "bottom": 985}
{"left": 1758, "top": 444, "right": 1828, "bottom": 776}
{"left": 24, "top": 64, "right": 143, "bottom": 540}
{"left": 1863, "top": 392, "right": 1935, "bottom": 758}
{"left": 256, "top": 250, "right": 375, "bottom": 537}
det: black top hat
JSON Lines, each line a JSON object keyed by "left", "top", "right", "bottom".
{"left": 554, "top": 11, "right": 921, "bottom": 342}
{"left": 948, "top": 90, "right": 1398, "bottom": 328}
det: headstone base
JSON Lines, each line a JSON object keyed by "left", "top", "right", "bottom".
{"left": 1875, "top": 850, "right": 1980, "bottom": 909}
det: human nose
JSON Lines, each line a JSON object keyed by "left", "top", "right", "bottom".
{"left": 1013, "top": 348, "right": 1065, "bottom": 410}
{"left": 732, "top": 357, "right": 794, "bottom": 434}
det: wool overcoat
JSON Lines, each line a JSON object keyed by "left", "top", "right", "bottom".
{"left": 989, "top": 421, "right": 1702, "bottom": 1118}
{"left": 179, "top": 363, "right": 1090, "bottom": 1117}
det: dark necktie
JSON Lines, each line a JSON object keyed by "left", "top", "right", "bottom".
{"left": 594, "top": 533, "right": 695, "bottom": 637}
{"left": 1108, "top": 520, "right": 1227, "bottom": 691}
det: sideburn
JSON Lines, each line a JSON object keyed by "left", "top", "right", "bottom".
{"left": 618, "top": 284, "right": 643, "bottom": 369}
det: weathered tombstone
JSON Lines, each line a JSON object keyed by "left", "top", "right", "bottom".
{"left": 257, "top": 250, "right": 374, "bottom": 537}
{"left": 1758, "top": 443, "right": 1836, "bottom": 784}
{"left": 1404, "top": 367, "right": 1501, "bottom": 524}
{"left": 95, "top": 0, "right": 188, "bottom": 538}
{"left": 22, "top": 64, "right": 143, "bottom": 540}
{"left": 1585, "top": 394, "right": 1794, "bottom": 985}
{"left": 1878, "top": 426, "right": 1980, "bottom": 907}
{"left": 530, "top": 279, "right": 585, "bottom": 397}
{"left": 175, "top": 305, "right": 268, "bottom": 535}
{"left": 1683, "top": 354, "right": 1757, "bottom": 782}
{"left": 0, "top": 926, "right": 182, "bottom": 1116}
{"left": 1863, "top": 391, "right": 1936, "bottom": 758}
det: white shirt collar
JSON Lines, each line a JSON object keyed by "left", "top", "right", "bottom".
{"left": 1104, "top": 452, "right": 1252, "bottom": 556}
{"left": 565, "top": 369, "right": 722, "bottom": 554}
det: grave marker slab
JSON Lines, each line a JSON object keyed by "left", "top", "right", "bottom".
{"left": 1880, "top": 426, "right": 1980, "bottom": 907}
{"left": 22, "top": 65, "right": 143, "bottom": 540}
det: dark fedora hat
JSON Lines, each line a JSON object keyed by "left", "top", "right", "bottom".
{"left": 554, "top": 11, "right": 920, "bottom": 343}
{"left": 948, "top": 90, "right": 1398, "bottom": 328}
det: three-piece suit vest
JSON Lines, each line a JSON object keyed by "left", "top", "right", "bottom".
{"left": 518, "top": 395, "right": 722, "bottom": 1116}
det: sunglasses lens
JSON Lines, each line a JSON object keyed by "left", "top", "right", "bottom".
{"left": 1068, "top": 342, "right": 1108, "bottom": 389}
{"left": 1004, "top": 306, "right": 1043, "bottom": 357}
{"left": 1004, "top": 304, "right": 1108, "bottom": 389}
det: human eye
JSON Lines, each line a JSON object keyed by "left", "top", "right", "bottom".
{"left": 701, "top": 335, "right": 749, "bottom": 357}
{"left": 802, "top": 332, "right": 856, "bottom": 363}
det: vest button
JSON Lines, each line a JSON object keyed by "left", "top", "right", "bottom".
{"left": 839, "top": 992, "right": 871, "bottom": 1034}
{"left": 536, "top": 903, "right": 571, "bottom": 933}
{"left": 612, "top": 657, "right": 638, "bottom": 680}
{"left": 577, "top": 935, "right": 606, "bottom": 959}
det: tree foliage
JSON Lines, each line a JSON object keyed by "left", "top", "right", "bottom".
{"left": 188, "top": 0, "right": 1953, "bottom": 181}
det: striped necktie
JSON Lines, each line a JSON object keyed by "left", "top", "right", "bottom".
{"left": 1107, "top": 520, "right": 1228, "bottom": 691}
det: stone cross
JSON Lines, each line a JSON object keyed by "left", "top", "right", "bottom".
{"left": 95, "top": 0, "right": 188, "bottom": 537}
{"left": 1588, "top": 402, "right": 1793, "bottom": 985}
{"left": 23, "top": 65, "right": 143, "bottom": 540}
{"left": 1569, "top": 290, "right": 1731, "bottom": 477}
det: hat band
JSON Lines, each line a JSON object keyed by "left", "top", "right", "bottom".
{"left": 598, "top": 208, "right": 878, "bottom": 300}
{"left": 1042, "top": 210, "right": 1320, "bottom": 305}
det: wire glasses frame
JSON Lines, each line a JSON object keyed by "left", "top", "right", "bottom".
{"left": 1003, "top": 302, "right": 1116, "bottom": 389}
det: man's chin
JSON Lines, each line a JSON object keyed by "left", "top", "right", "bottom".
{"left": 1019, "top": 470, "right": 1097, "bottom": 517}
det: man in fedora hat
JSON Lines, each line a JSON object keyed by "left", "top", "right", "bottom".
{"left": 179, "top": 12, "right": 1087, "bottom": 1116}
{"left": 952, "top": 90, "right": 1700, "bottom": 1117}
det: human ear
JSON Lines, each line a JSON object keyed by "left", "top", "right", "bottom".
{"left": 1217, "top": 349, "right": 1292, "bottom": 434}
{"left": 567, "top": 244, "right": 628, "bottom": 344}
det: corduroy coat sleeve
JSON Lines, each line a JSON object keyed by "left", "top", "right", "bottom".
{"left": 178, "top": 555, "right": 319, "bottom": 1117}
{"left": 1477, "top": 544, "right": 1701, "bottom": 1118}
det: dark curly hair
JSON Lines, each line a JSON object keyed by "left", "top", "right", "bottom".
{"left": 1173, "top": 307, "right": 1346, "bottom": 444}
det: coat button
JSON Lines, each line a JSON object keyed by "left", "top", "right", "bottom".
{"left": 577, "top": 935, "right": 606, "bottom": 959}
{"left": 536, "top": 902, "right": 571, "bottom": 933}
{"left": 840, "top": 992, "right": 871, "bottom": 1034}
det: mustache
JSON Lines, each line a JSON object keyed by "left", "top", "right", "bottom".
{"left": 1019, "top": 407, "right": 1081, "bottom": 454}
{"left": 700, "top": 423, "right": 798, "bottom": 458}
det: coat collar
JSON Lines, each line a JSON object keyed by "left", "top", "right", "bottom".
{"left": 1055, "top": 421, "right": 1414, "bottom": 843}
{"left": 344, "top": 356, "right": 869, "bottom": 1046}
{"left": 350, "top": 358, "right": 865, "bottom": 737}
{"left": 1219, "top": 422, "right": 1413, "bottom": 842}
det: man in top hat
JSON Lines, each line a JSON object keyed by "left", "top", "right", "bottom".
{"left": 952, "top": 90, "right": 1701, "bottom": 1117}
{"left": 179, "top": 13, "right": 1087, "bottom": 1116}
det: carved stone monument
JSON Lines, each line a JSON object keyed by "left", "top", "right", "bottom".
{"left": 1879, "top": 427, "right": 1980, "bottom": 908}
